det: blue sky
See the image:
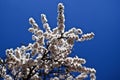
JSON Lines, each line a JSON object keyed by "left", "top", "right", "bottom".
{"left": 0, "top": 0, "right": 120, "bottom": 80}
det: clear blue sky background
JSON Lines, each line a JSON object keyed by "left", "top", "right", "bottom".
{"left": 0, "top": 0, "right": 120, "bottom": 80}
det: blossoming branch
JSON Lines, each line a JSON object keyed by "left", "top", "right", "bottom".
{"left": 0, "top": 3, "right": 96, "bottom": 80}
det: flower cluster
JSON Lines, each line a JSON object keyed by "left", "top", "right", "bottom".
{"left": 0, "top": 3, "right": 96, "bottom": 80}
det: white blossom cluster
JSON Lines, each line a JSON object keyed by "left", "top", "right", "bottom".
{"left": 0, "top": 3, "right": 96, "bottom": 80}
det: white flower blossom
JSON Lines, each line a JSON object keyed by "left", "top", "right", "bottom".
{"left": 0, "top": 3, "right": 96, "bottom": 80}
